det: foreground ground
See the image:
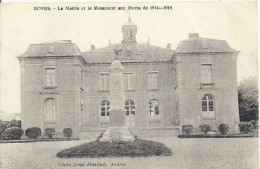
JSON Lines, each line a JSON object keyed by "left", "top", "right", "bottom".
{"left": 0, "top": 137, "right": 258, "bottom": 169}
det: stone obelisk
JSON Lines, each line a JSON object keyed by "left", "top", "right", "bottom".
{"left": 99, "top": 52, "right": 134, "bottom": 142}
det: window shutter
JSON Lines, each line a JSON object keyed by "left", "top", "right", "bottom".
{"left": 201, "top": 64, "right": 212, "bottom": 83}
{"left": 148, "top": 72, "right": 158, "bottom": 90}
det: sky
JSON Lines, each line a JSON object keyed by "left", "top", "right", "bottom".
{"left": 0, "top": 2, "right": 258, "bottom": 114}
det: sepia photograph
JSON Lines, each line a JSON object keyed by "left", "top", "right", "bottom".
{"left": 0, "top": 2, "right": 258, "bottom": 169}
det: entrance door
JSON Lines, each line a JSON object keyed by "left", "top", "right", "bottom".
{"left": 125, "top": 100, "right": 135, "bottom": 128}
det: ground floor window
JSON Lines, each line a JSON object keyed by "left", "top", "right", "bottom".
{"left": 101, "top": 100, "right": 110, "bottom": 116}
{"left": 149, "top": 99, "right": 160, "bottom": 116}
{"left": 125, "top": 100, "right": 135, "bottom": 115}
{"left": 202, "top": 94, "right": 215, "bottom": 118}
{"left": 44, "top": 98, "right": 56, "bottom": 121}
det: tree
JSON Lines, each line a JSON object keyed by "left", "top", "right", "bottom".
{"left": 238, "top": 76, "right": 258, "bottom": 121}
{"left": 9, "top": 119, "right": 21, "bottom": 128}
{"left": 0, "top": 119, "right": 8, "bottom": 139}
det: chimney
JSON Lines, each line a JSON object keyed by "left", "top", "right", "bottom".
{"left": 189, "top": 33, "right": 199, "bottom": 39}
{"left": 91, "top": 45, "right": 95, "bottom": 50}
{"left": 167, "top": 43, "right": 171, "bottom": 50}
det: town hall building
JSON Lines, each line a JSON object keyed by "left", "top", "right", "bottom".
{"left": 18, "top": 17, "right": 240, "bottom": 138}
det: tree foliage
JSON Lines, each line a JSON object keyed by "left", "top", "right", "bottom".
{"left": 238, "top": 77, "right": 258, "bottom": 121}
{"left": 0, "top": 119, "right": 8, "bottom": 139}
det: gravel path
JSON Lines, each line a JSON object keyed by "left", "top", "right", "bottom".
{"left": 0, "top": 137, "right": 258, "bottom": 169}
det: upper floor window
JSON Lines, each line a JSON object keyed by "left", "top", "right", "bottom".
{"left": 149, "top": 99, "right": 160, "bottom": 116}
{"left": 125, "top": 100, "right": 135, "bottom": 115}
{"left": 202, "top": 94, "right": 215, "bottom": 118}
{"left": 201, "top": 64, "right": 212, "bottom": 84}
{"left": 147, "top": 71, "right": 158, "bottom": 90}
{"left": 45, "top": 68, "right": 55, "bottom": 86}
{"left": 44, "top": 98, "right": 56, "bottom": 121}
{"left": 101, "top": 100, "right": 110, "bottom": 116}
{"left": 99, "top": 73, "right": 109, "bottom": 91}
{"left": 124, "top": 73, "right": 135, "bottom": 90}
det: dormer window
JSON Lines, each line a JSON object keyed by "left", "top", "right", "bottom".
{"left": 202, "top": 42, "right": 208, "bottom": 49}
{"left": 48, "top": 46, "right": 55, "bottom": 53}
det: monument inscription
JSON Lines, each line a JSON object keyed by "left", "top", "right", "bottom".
{"left": 99, "top": 58, "right": 134, "bottom": 142}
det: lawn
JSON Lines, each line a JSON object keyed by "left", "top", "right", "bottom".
{"left": 0, "top": 137, "right": 258, "bottom": 169}
{"left": 56, "top": 139, "right": 172, "bottom": 158}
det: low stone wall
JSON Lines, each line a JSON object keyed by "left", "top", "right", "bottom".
{"left": 79, "top": 127, "right": 181, "bottom": 139}
{"left": 132, "top": 127, "right": 180, "bottom": 138}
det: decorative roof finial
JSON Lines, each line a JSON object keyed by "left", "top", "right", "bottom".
{"left": 128, "top": 10, "right": 131, "bottom": 22}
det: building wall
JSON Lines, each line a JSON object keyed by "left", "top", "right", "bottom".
{"left": 175, "top": 53, "right": 240, "bottom": 132}
{"left": 82, "top": 62, "right": 177, "bottom": 130}
{"left": 19, "top": 52, "right": 240, "bottom": 137}
{"left": 19, "top": 56, "right": 86, "bottom": 137}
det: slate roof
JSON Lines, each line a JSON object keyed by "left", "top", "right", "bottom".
{"left": 18, "top": 35, "right": 237, "bottom": 63}
{"left": 18, "top": 40, "right": 82, "bottom": 57}
{"left": 176, "top": 37, "right": 238, "bottom": 54}
{"left": 82, "top": 43, "right": 175, "bottom": 63}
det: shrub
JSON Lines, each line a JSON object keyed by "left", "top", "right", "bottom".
{"left": 45, "top": 128, "right": 55, "bottom": 139}
{"left": 199, "top": 124, "right": 211, "bottom": 135}
{"left": 250, "top": 120, "right": 259, "bottom": 129}
{"left": 182, "top": 125, "right": 193, "bottom": 135}
{"left": 63, "top": 128, "right": 73, "bottom": 139}
{"left": 238, "top": 122, "right": 254, "bottom": 134}
{"left": 25, "top": 127, "right": 41, "bottom": 139}
{"left": 3, "top": 127, "right": 23, "bottom": 140}
{"left": 218, "top": 124, "right": 230, "bottom": 135}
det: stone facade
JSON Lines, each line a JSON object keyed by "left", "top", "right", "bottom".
{"left": 18, "top": 18, "right": 240, "bottom": 138}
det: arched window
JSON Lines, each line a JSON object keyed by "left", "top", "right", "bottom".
{"left": 149, "top": 99, "right": 159, "bottom": 116}
{"left": 202, "top": 94, "right": 215, "bottom": 117}
{"left": 125, "top": 100, "right": 135, "bottom": 115}
{"left": 101, "top": 100, "right": 110, "bottom": 116}
{"left": 44, "top": 98, "right": 56, "bottom": 121}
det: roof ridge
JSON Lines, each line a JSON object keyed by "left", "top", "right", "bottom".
{"left": 30, "top": 40, "right": 73, "bottom": 45}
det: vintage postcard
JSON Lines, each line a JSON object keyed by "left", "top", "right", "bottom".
{"left": 0, "top": 2, "right": 258, "bottom": 169}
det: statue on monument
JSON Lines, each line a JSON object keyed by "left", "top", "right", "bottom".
{"left": 113, "top": 45, "right": 122, "bottom": 60}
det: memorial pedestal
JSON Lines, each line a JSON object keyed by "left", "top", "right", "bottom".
{"left": 99, "top": 109, "right": 135, "bottom": 142}
{"left": 99, "top": 127, "right": 134, "bottom": 142}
